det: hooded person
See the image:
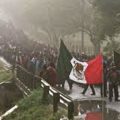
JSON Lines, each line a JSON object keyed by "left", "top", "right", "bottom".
{"left": 46, "top": 62, "right": 58, "bottom": 87}
{"left": 107, "top": 65, "right": 120, "bottom": 102}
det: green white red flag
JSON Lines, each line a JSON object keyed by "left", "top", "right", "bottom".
{"left": 69, "top": 55, "right": 103, "bottom": 84}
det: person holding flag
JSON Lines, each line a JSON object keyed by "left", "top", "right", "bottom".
{"left": 69, "top": 54, "right": 103, "bottom": 87}
{"left": 81, "top": 85, "right": 96, "bottom": 95}
{"left": 57, "top": 40, "right": 73, "bottom": 90}
{"left": 57, "top": 40, "right": 103, "bottom": 95}
{"left": 107, "top": 64, "right": 119, "bottom": 102}
{"left": 107, "top": 51, "right": 120, "bottom": 102}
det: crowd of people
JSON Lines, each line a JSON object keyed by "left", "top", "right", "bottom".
{"left": 0, "top": 40, "right": 120, "bottom": 102}
{"left": 80, "top": 55, "right": 120, "bottom": 102}
{"left": 0, "top": 41, "right": 58, "bottom": 87}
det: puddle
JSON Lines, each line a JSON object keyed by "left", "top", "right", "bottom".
{"left": 74, "top": 100, "right": 120, "bottom": 120}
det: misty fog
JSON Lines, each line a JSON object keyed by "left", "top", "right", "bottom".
{"left": 0, "top": 0, "right": 91, "bottom": 44}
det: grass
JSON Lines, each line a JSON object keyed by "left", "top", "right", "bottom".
{"left": 0, "top": 61, "right": 67, "bottom": 120}
{"left": 4, "top": 88, "right": 67, "bottom": 120}
{"left": 0, "top": 60, "right": 12, "bottom": 83}
{"left": 0, "top": 61, "right": 4, "bottom": 68}
{"left": 0, "top": 70, "right": 12, "bottom": 83}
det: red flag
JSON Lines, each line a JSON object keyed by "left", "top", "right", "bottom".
{"left": 85, "top": 112, "right": 103, "bottom": 120}
{"left": 85, "top": 55, "right": 103, "bottom": 84}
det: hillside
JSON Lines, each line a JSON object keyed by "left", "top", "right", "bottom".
{"left": 4, "top": 88, "right": 67, "bottom": 120}
{"left": 0, "top": 58, "right": 12, "bottom": 83}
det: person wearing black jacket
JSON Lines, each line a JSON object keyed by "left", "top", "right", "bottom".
{"left": 107, "top": 65, "right": 120, "bottom": 102}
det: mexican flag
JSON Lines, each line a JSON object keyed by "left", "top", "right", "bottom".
{"left": 57, "top": 40, "right": 72, "bottom": 82}
{"left": 85, "top": 112, "right": 102, "bottom": 120}
{"left": 69, "top": 55, "right": 103, "bottom": 84}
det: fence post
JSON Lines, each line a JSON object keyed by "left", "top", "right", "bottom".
{"left": 16, "top": 65, "right": 20, "bottom": 79}
{"left": 29, "top": 74, "right": 34, "bottom": 89}
{"left": 42, "top": 85, "right": 49, "bottom": 101}
{"left": 33, "top": 76, "right": 36, "bottom": 89}
{"left": 19, "top": 66, "right": 22, "bottom": 80}
{"left": 53, "top": 92, "right": 60, "bottom": 113}
{"left": 73, "top": 101, "right": 80, "bottom": 116}
{"left": 35, "top": 76, "right": 41, "bottom": 89}
{"left": 32, "top": 75, "right": 35, "bottom": 90}
{"left": 16, "top": 65, "right": 18, "bottom": 78}
{"left": 68, "top": 101, "right": 74, "bottom": 120}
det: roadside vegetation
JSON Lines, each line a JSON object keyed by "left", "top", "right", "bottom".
{"left": 4, "top": 88, "right": 67, "bottom": 120}
{"left": 0, "top": 70, "right": 12, "bottom": 83}
{"left": 0, "top": 62, "right": 12, "bottom": 83}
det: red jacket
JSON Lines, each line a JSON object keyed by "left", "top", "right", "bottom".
{"left": 47, "top": 66, "right": 57, "bottom": 86}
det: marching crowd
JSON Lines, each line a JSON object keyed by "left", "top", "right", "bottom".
{"left": 1, "top": 42, "right": 58, "bottom": 87}
{"left": 0, "top": 41, "right": 120, "bottom": 102}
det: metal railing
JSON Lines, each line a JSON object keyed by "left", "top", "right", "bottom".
{"left": 16, "top": 65, "right": 74, "bottom": 120}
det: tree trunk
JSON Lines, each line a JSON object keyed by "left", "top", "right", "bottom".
{"left": 90, "top": 35, "right": 101, "bottom": 55}
{"left": 94, "top": 42, "right": 100, "bottom": 55}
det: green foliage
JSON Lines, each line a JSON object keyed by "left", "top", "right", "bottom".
{"left": 4, "top": 88, "right": 67, "bottom": 120}
{"left": 0, "top": 70, "right": 12, "bottom": 83}
{"left": 0, "top": 59, "right": 12, "bottom": 83}
{"left": 49, "top": 109, "right": 67, "bottom": 120}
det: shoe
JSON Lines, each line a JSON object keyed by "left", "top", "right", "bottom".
{"left": 81, "top": 92, "right": 85, "bottom": 95}
{"left": 109, "top": 99, "right": 112, "bottom": 102}
{"left": 91, "top": 93, "right": 95, "bottom": 95}
{"left": 115, "top": 99, "right": 120, "bottom": 102}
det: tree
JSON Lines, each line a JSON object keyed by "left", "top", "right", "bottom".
{"left": 77, "top": 3, "right": 105, "bottom": 54}
{"left": 0, "top": 20, "right": 32, "bottom": 51}
{"left": 91, "top": 0, "right": 120, "bottom": 53}
{"left": 104, "top": 40, "right": 120, "bottom": 54}
{"left": 0, "top": 0, "right": 84, "bottom": 46}
{"left": 0, "top": 0, "right": 110, "bottom": 53}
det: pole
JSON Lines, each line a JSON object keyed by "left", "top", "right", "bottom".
{"left": 81, "top": 0, "right": 85, "bottom": 53}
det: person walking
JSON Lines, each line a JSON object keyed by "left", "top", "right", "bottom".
{"left": 101, "top": 61, "right": 108, "bottom": 97}
{"left": 46, "top": 62, "right": 57, "bottom": 87}
{"left": 107, "top": 65, "right": 119, "bottom": 102}
{"left": 81, "top": 84, "right": 96, "bottom": 95}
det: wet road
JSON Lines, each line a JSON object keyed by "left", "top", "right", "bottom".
{"left": 74, "top": 100, "right": 120, "bottom": 120}
{"left": 63, "top": 81, "right": 120, "bottom": 119}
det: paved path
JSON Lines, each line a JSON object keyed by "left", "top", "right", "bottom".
{"left": 64, "top": 81, "right": 120, "bottom": 112}
{"left": 64, "top": 82, "right": 101, "bottom": 100}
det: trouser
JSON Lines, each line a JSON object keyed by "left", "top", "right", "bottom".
{"left": 101, "top": 81, "right": 107, "bottom": 97}
{"left": 62, "top": 79, "right": 73, "bottom": 90}
{"left": 109, "top": 83, "right": 119, "bottom": 101}
{"left": 82, "top": 85, "right": 95, "bottom": 94}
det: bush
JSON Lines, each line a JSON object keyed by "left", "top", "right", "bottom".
{"left": 4, "top": 88, "right": 67, "bottom": 120}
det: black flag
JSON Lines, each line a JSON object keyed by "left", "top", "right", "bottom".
{"left": 57, "top": 40, "right": 72, "bottom": 81}
{"left": 114, "top": 51, "right": 120, "bottom": 69}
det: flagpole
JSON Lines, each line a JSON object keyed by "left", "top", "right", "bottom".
{"left": 56, "top": 39, "right": 63, "bottom": 87}
{"left": 101, "top": 52, "right": 105, "bottom": 120}
{"left": 81, "top": 0, "right": 85, "bottom": 53}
